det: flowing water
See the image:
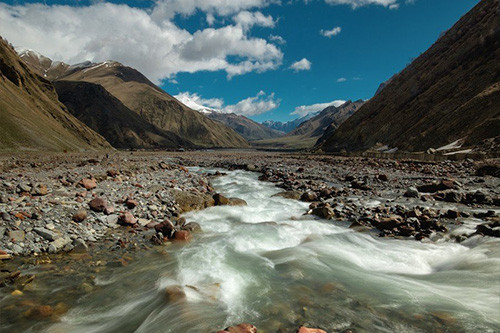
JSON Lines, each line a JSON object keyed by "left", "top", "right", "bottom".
{"left": 6, "top": 169, "right": 500, "bottom": 332}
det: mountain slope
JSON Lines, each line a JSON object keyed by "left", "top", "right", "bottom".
{"left": 320, "top": 0, "right": 500, "bottom": 153}
{"left": 253, "top": 100, "right": 363, "bottom": 149}
{"left": 207, "top": 112, "right": 284, "bottom": 141}
{"left": 54, "top": 81, "right": 193, "bottom": 149}
{"left": 0, "top": 37, "right": 110, "bottom": 152}
{"left": 57, "top": 62, "right": 249, "bottom": 148}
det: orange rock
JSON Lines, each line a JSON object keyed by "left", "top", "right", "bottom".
{"left": 225, "top": 324, "right": 257, "bottom": 333}
{"left": 25, "top": 305, "right": 54, "bottom": 319}
{"left": 173, "top": 230, "right": 191, "bottom": 241}
{"left": 297, "top": 327, "right": 327, "bottom": 333}
{"left": 81, "top": 178, "right": 97, "bottom": 190}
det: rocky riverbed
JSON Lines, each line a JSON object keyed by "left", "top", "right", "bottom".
{"left": 1, "top": 151, "right": 499, "bottom": 332}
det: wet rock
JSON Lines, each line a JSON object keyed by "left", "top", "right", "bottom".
{"left": 213, "top": 193, "right": 229, "bottom": 206}
{"left": 273, "top": 191, "right": 302, "bottom": 200}
{"left": 173, "top": 230, "right": 191, "bottom": 241}
{"left": 404, "top": 187, "right": 419, "bottom": 198}
{"left": 312, "top": 206, "right": 334, "bottom": 219}
{"left": 81, "top": 178, "right": 97, "bottom": 190}
{"left": 173, "top": 190, "right": 214, "bottom": 212}
{"left": 89, "top": 197, "right": 108, "bottom": 212}
{"left": 24, "top": 305, "right": 54, "bottom": 319}
{"left": 34, "top": 227, "right": 59, "bottom": 241}
{"left": 155, "top": 220, "right": 175, "bottom": 238}
{"left": 165, "top": 285, "right": 186, "bottom": 303}
{"left": 376, "top": 215, "right": 403, "bottom": 230}
{"left": 476, "top": 163, "right": 500, "bottom": 177}
{"left": 8, "top": 230, "right": 25, "bottom": 242}
{"left": 228, "top": 198, "right": 247, "bottom": 206}
{"left": 417, "top": 180, "right": 454, "bottom": 193}
{"left": 183, "top": 222, "right": 201, "bottom": 233}
{"left": 300, "top": 191, "right": 317, "bottom": 202}
{"left": 476, "top": 222, "right": 500, "bottom": 237}
{"left": 443, "top": 191, "right": 462, "bottom": 203}
{"left": 245, "top": 164, "right": 257, "bottom": 171}
{"left": 442, "top": 210, "right": 460, "bottom": 219}
{"left": 72, "top": 209, "right": 87, "bottom": 222}
{"left": 118, "top": 212, "right": 136, "bottom": 226}
{"left": 221, "top": 323, "right": 257, "bottom": 333}
{"left": 351, "top": 180, "right": 371, "bottom": 191}
{"left": 297, "top": 327, "right": 327, "bottom": 333}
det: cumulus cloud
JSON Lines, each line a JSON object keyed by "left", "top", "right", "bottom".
{"left": 337, "top": 77, "right": 347, "bottom": 82}
{"left": 0, "top": 2, "right": 283, "bottom": 83}
{"left": 323, "top": 0, "right": 399, "bottom": 9}
{"left": 320, "top": 26, "right": 342, "bottom": 37}
{"left": 292, "top": 100, "right": 346, "bottom": 117}
{"left": 233, "top": 11, "right": 275, "bottom": 29}
{"left": 223, "top": 91, "right": 280, "bottom": 116}
{"left": 176, "top": 91, "right": 279, "bottom": 116}
{"left": 290, "top": 58, "right": 312, "bottom": 72}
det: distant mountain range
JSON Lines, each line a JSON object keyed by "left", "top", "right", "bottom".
{"left": 261, "top": 112, "right": 319, "bottom": 133}
{"left": 18, "top": 50, "right": 249, "bottom": 149}
{"left": 319, "top": 0, "right": 500, "bottom": 153}
{"left": 0, "top": 38, "right": 110, "bottom": 151}
{"left": 253, "top": 100, "right": 364, "bottom": 150}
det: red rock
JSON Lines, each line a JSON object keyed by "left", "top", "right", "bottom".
{"left": 224, "top": 323, "right": 257, "bottom": 333}
{"left": 104, "top": 206, "right": 115, "bottom": 215}
{"left": 72, "top": 209, "right": 87, "bottom": 222}
{"left": 81, "top": 178, "right": 97, "bottom": 190}
{"left": 297, "top": 327, "right": 327, "bottom": 333}
{"left": 118, "top": 212, "right": 136, "bottom": 226}
{"left": 126, "top": 198, "right": 139, "bottom": 209}
{"left": 89, "top": 198, "right": 107, "bottom": 212}
{"left": 173, "top": 230, "right": 191, "bottom": 241}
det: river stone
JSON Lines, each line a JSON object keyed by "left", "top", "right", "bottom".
{"left": 228, "top": 198, "right": 247, "bottom": 206}
{"left": 165, "top": 285, "right": 186, "bottom": 303}
{"left": 300, "top": 191, "right": 317, "bottom": 202}
{"left": 32, "top": 184, "right": 48, "bottom": 196}
{"left": 297, "top": 327, "right": 327, "bottom": 333}
{"left": 273, "top": 191, "right": 302, "bottom": 200}
{"left": 183, "top": 222, "right": 202, "bottom": 233}
{"left": 17, "top": 183, "right": 32, "bottom": 193}
{"left": 213, "top": 193, "right": 229, "bottom": 206}
{"left": 73, "top": 209, "right": 88, "bottom": 222}
{"left": 8, "top": 230, "right": 25, "bottom": 242}
{"left": 172, "top": 190, "right": 214, "bottom": 212}
{"left": 220, "top": 323, "right": 257, "bottom": 333}
{"left": 48, "top": 237, "right": 71, "bottom": 253}
{"left": 404, "top": 187, "right": 419, "bottom": 198}
{"left": 81, "top": 178, "right": 97, "bottom": 190}
{"left": 72, "top": 239, "right": 88, "bottom": 253}
{"left": 173, "top": 230, "right": 191, "bottom": 241}
{"left": 34, "top": 227, "right": 59, "bottom": 241}
{"left": 118, "top": 213, "right": 136, "bottom": 226}
{"left": 89, "top": 198, "right": 107, "bottom": 212}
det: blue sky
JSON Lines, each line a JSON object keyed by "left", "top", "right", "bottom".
{"left": 0, "top": 0, "right": 479, "bottom": 122}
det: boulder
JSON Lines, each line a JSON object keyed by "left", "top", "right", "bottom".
{"left": 417, "top": 180, "right": 454, "bottom": 193}
{"left": 228, "top": 198, "right": 247, "bottom": 206}
{"left": 81, "top": 178, "right": 97, "bottom": 190}
{"left": 213, "top": 193, "right": 229, "bottom": 206}
{"left": 300, "top": 192, "right": 318, "bottom": 202}
{"left": 312, "top": 206, "right": 334, "bottom": 219}
{"left": 297, "top": 327, "right": 327, "bottom": 333}
{"left": 272, "top": 191, "right": 302, "bottom": 200}
{"left": 155, "top": 220, "right": 175, "bottom": 238}
{"left": 165, "top": 285, "right": 186, "bottom": 303}
{"left": 172, "top": 190, "right": 214, "bottom": 213}
{"left": 34, "top": 227, "right": 59, "bottom": 241}
{"left": 89, "top": 197, "right": 108, "bottom": 212}
{"left": 183, "top": 222, "right": 202, "bottom": 233}
{"left": 118, "top": 212, "right": 136, "bottom": 226}
{"left": 222, "top": 323, "right": 257, "bottom": 333}
{"left": 48, "top": 237, "right": 71, "bottom": 253}
{"left": 404, "top": 187, "right": 419, "bottom": 198}
{"left": 72, "top": 209, "right": 87, "bottom": 222}
{"left": 376, "top": 215, "right": 403, "bottom": 230}
{"left": 173, "top": 230, "right": 191, "bottom": 241}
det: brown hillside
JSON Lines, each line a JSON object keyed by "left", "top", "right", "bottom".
{"left": 0, "top": 37, "right": 110, "bottom": 152}
{"left": 320, "top": 0, "right": 500, "bottom": 153}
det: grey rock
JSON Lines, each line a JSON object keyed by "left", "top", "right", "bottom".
{"left": 8, "top": 230, "right": 25, "bottom": 242}
{"left": 72, "top": 238, "right": 88, "bottom": 253}
{"left": 17, "top": 183, "right": 32, "bottom": 193}
{"left": 34, "top": 227, "right": 59, "bottom": 241}
{"left": 48, "top": 237, "right": 71, "bottom": 253}
{"left": 404, "top": 187, "right": 420, "bottom": 198}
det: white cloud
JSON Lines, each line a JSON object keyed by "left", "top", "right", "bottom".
{"left": 233, "top": 11, "right": 275, "bottom": 30}
{"left": 292, "top": 100, "right": 346, "bottom": 117}
{"left": 337, "top": 77, "right": 347, "bottom": 82}
{"left": 223, "top": 91, "right": 280, "bottom": 116}
{"left": 290, "top": 58, "right": 312, "bottom": 72}
{"left": 151, "top": 0, "right": 280, "bottom": 22}
{"left": 176, "top": 91, "right": 279, "bottom": 116}
{"left": 320, "top": 26, "right": 342, "bottom": 38}
{"left": 269, "top": 34, "right": 286, "bottom": 44}
{"left": 324, "top": 0, "right": 399, "bottom": 9}
{"left": 175, "top": 92, "right": 224, "bottom": 111}
{"left": 0, "top": 2, "right": 283, "bottom": 83}
{"left": 389, "top": 3, "right": 400, "bottom": 9}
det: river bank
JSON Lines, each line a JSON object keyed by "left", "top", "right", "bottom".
{"left": 1, "top": 151, "right": 499, "bottom": 332}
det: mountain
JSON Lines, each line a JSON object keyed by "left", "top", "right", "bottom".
{"left": 20, "top": 54, "right": 249, "bottom": 149}
{"left": 253, "top": 100, "right": 363, "bottom": 149}
{"left": 174, "top": 93, "right": 284, "bottom": 141}
{"left": 319, "top": 0, "right": 500, "bottom": 153}
{"left": 0, "top": 37, "right": 110, "bottom": 152}
{"left": 206, "top": 112, "right": 284, "bottom": 141}
{"left": 262, "top": 112, "right": 318, "bottom": 133}
{"left": 54, "top": 81, "right": 192, "bottom": 149}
